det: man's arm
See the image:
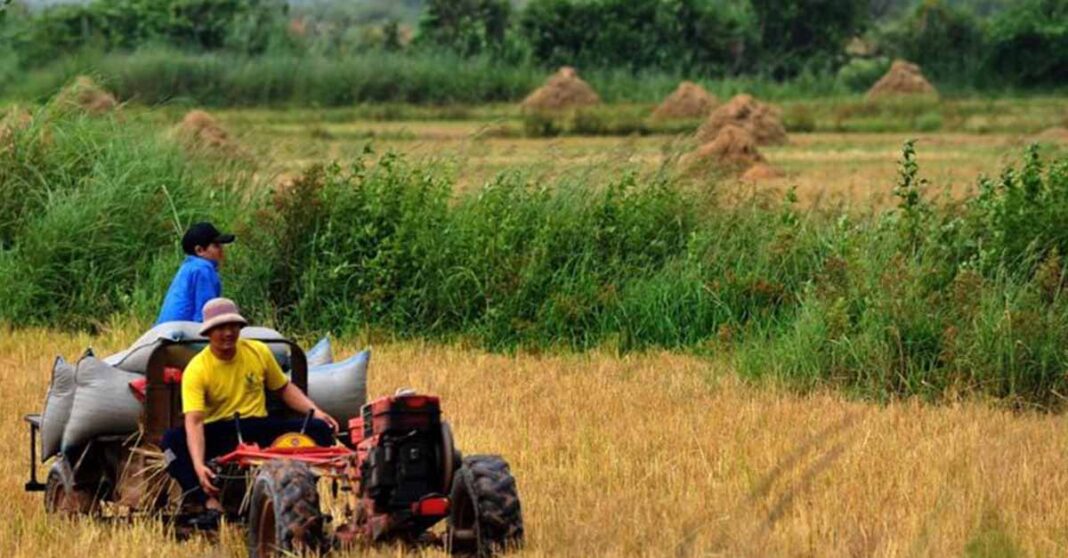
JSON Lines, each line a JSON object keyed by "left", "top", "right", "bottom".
{"left": 184, "top": 411, "right": 219, "bottom": 496}
{"left": 278, "top": 383, "right": 339, "bottom": 432}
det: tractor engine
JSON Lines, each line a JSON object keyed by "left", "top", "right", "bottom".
{"left": 348, "top": 393, "right": 457, "bottom": 541}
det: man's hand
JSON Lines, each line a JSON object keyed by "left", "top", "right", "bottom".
{"left": 195, "top": 462, "right": 219, "bottom": 496}
{"left": 279, "top": 382, "right": 340, "bottom": 432}
{"left": 314, "top": 409, "right": 340, "bottom": 432}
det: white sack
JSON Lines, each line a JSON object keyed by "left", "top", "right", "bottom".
{"left": 308, "top": 349, "right": 369, "bottom": 426}
{"left": 40, "top": 356, "right": 76, "bottom": 460}
{"left": 240, "top": 326, "right": 291, "bottom": 369}
{"left": 306, "top": 337, "right": 333, "bottom": 368}
{"left": 62, "top": 356, "right": 142, "bottom": 451}
{"left": 105, "top": 321, "right": 204, "bottom": 373}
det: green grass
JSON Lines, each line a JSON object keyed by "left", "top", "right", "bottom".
{"left": 7, "top": 46, "right": 1065, "bottom": 111}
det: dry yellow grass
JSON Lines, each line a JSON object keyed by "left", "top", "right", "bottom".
{"left": 4, "top": 327, "right": 1068, "bottom": 557}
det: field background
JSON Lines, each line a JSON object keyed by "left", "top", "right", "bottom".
{"left": 3, "top": 0, "right": 1068, "bottom": 555}
{"left": 2, "top": 96, "right": 1068, "bottom": 555}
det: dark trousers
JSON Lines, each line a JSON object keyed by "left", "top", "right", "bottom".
{"left": 161, "top": 416, "right": 334, "bottom": 505}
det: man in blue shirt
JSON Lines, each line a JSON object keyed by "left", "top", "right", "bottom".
{"left": 156, "top": 222, "right": 235, "bottom": 324}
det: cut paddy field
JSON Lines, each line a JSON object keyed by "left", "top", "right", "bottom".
{"left": 145, "top": 98, "right": 1064, "bottom": 209}
{"left": 4, "top": 328, "right": 1068, "bottom": 557}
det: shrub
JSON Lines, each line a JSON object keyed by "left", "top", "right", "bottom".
{"left": 836, "top": 56, "right": 891, "bottom": 92}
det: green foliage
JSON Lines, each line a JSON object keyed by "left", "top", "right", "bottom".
{"left": 518, "top": 0, "right": 754, "bottom": 75}
{"left": 416, "top": 0, "right": 513, "bottom": 57}
{"left": 2, "top": 0, "right": 1065, "bottom": 101}
{"left": 965, "top": 145, "right": 1068, "bottom": 274}
{"left": 876, "top": 0, "right": 987, "bottom": 84}
{"left": 835, "top": 56, "right": 891, "bottom": 92}
{"left": 2, "top": 0, "right": 289, "bottom": 69}
{"left": 985, "top": 0, "right": 1067, "bottom": 87}
{"left": 749, "top": 0, "right": 869, "bottom": 78}
{"left": 738, "top": 143, "right": 1068, "bottom": 408}
{"left": 0, "top": 47, "right": 543, "bottom": 105}
{"left": 0, "top": 108, "right": 237, "bottom": 329}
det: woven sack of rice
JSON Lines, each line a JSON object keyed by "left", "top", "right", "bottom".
{"left": 39, "top": 356, "right": 76, "bottom": 459}
{"left": 308, "top": 349, "right": 369, "bottom": 425}
{"left": 62, "top": 356, "right": 142, "bottom": 451}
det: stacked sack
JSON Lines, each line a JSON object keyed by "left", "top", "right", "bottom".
{"left": 303, "top": 337, "right": 369, "bottom": 426}
{"left": 38, "top": 323, "right": 369, "bottom": 461}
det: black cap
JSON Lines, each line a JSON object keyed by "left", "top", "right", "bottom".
{"left": 181, "top": 222, "right": 235, "bottom": 255}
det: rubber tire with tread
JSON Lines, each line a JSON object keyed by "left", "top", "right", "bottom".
{"left": 447, "top": 455, "right": 523, "bottom": 557}
{"left": 44, "top": 458, "right": 95, "bottom": 516}
{"left": 246, "top": 460, "right": 325, "bottom": 558}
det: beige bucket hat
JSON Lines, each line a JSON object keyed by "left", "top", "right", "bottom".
{"left": 199, "top": 297, "right": 248, "bottom": 336}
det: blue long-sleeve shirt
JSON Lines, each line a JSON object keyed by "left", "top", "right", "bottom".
{"left": 156, "top": 256, "right": 221, "bottom": 324}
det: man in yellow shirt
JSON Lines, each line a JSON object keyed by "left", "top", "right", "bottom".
{"left": 162, "top": 298, "right": 338, "bottom": 526}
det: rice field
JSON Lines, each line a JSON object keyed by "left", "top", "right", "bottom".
{"left": 4, "top": 327, "right": 1068, "bottom": 557}
{"left": 180, "top": 103, "right": 1063, "bottom": 209}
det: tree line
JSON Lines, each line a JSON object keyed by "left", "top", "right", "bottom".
{"left": 1, "top": 0, "right": 1064, "bottom": 91}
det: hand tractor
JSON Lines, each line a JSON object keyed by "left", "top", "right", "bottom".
{"left": 23, "top": 337, "right": 523, "bottom": 557}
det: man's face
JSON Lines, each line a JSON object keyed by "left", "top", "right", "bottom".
{"left": 208, "top": 322, "right": 241, "bottom": 354}
{"left": 196, "top": 242, "right": 225, "bottom": 266}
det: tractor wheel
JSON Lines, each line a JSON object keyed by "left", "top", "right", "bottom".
{"left": 246, "top": 460, "right": 325, "bottom": 558}
{"left": 446, "top": 455, "right": 523, "bottom": 557}
{"left": 44, "top": 458, "right": 95, "bottom": 516}
{"left": 440, "top": 421, "right": 461, "bottom": 494}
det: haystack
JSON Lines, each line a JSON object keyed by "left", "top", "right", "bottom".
{"left": 521, "top": 66, "right": 600, "bottom": 111}
{"left": 652, "top": 81, "right": 717, "bottom": 120}
{"left": 0, "top": 107, "right": 33, "bottom": 150}
{"left": 686, "top": 124, "right": 766, "bottom": 173}
{"left": 175, "top": 110, "right": 243, "bottom": 157}
{"left": 867, "top": 60, "right": 938, "bottom": 100}
{"left": 55, "top": 76, "right": 118, "bottom": 115}
{"left": 696, "top": 94, "right": 786, "bottom": 146}
{"left": 740, "top": 162, "right": 783, "bottom": 181}
{"left": 1032, "top": 127, "right": 1068, "bottom": 144}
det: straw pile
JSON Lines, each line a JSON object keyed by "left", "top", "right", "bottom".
{"left": 867, "top": 60, "right": 938, "bottom": 100}
{"left": 0, "top": 107, "right": 33, "bottom": 151}
{"left": 521, "top": 67, "right": 601, "bottom": 111}
{"left": 740, "top": 162, "right": 784, "bottom": 182}
{"left": 696, "top": 94, "right": 786, "bottom": 145}
{"left": 685, "top": 124, "right": 766, "bottom": 171}
{"left": 652, "top": 81, "right": 717, "bottom": 120}
{"left": 54, "top": 76, "right": 118, "bottom": 115}
{"left": 174, "top": 110, "right": 244, "bottom": 157}
{"left": 1031, "top": 127, "right": 1068, "bottom": 144}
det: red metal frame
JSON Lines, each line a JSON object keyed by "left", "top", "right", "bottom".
{"left": 215, "top": 443, "right": 355, "bottom": 469}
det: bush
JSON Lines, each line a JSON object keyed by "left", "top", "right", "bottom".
{"left": 915, "top": 110, "right": 943, "bottom": 131}
{"left": 835, "top": 56, "right": 891, "bottom": 92}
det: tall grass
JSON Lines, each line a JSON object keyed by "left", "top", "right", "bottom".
{"left": 3, "top": 107, "right": 1068, "bottom": 406}
{"left": 0, "top": 47, "right": 860, "bottom": 108}
{"left": 0, "top": 107, "right": 245, "bottom": 328}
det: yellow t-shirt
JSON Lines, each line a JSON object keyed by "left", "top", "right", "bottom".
{"left": 182, "top": 339, "right": 289, "bottom": 424}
